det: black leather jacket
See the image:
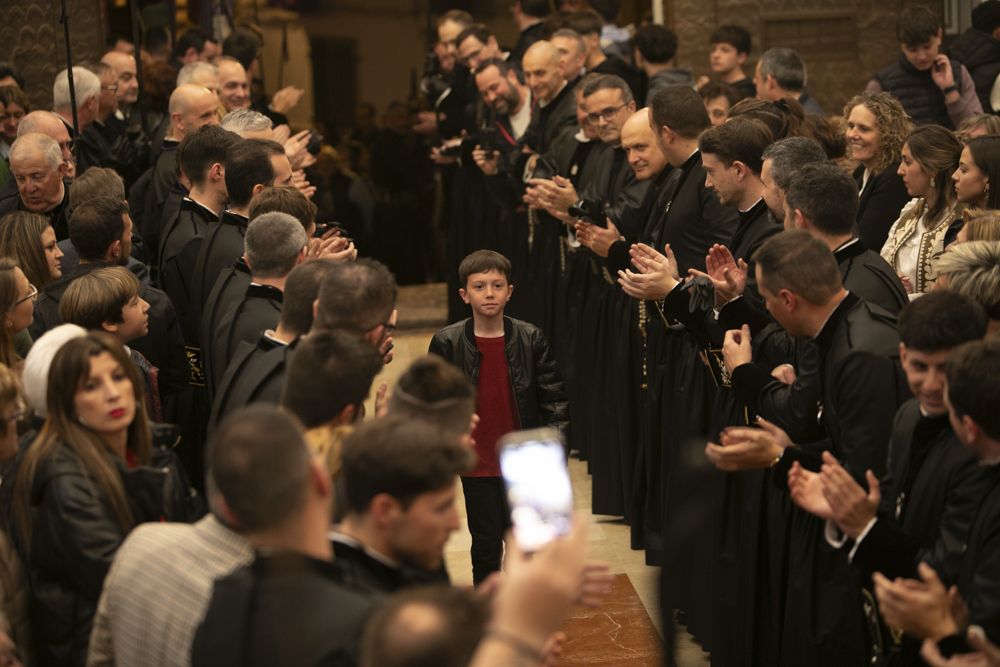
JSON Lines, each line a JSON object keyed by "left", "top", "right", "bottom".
{"left": 20, "top": 434, "right": 201, "bottom": 667}
{"left": 428, "top": 316, "right": 569, "bottom": 437}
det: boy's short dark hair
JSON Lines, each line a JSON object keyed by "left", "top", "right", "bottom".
{"left": 459, "top": 250, "right": 512, "bottom": 285}
{"left": 278, "top": 260, "right": 336, "bottom": 337}
{"left": 698, "top": 116, "right": 773, "bottom": 174}
{"left": 899, "top": 290, "right": 987, "bottom": 352}
{"left": 709, "top": 25, "right": 751, "bottom": 55}
{"left": 565, "top": 10, "right": 604, "bottom": 38}
{"left": 59, "top": 267, "right": 140, "bottom": 331}
{"left": 946, "top": 338, "right": 1000, "bottom": 440}
{"left": 225, "top": 139, "right": 279, "bottom": 208}
{"left": 698, "top": 81, "right": 739, "bottom": 107}
{"left": 69, "top": 197, "right": 127, "bottom": 261}
{"left": 972, "top": 0, "right": 1000, "bottom": 34}
{"left": 340, "top": 416, "right": 475, "bottom": 514}
{"left": 633, "top": 25, "right": 678, "bottom": 65}
{"left": 898, "top": 6, "right": 942, "bottom": 47}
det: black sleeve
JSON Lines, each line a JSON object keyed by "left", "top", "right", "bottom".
{"left": 531, "top": 328, "right": 569, "bottom": 437}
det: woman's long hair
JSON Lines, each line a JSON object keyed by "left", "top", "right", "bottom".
{"left": 905, "top": 125, "right": 963, "bottom": 221}
{"left": 0, "top": 212, "right": 55, "bottom": 290}
{"left": 0, "top": 258, "right": 22, "bottom": 369}
{"left": 14, "top": 333, "right": 151, "bottom": 547}
{"left": 843, "top": 92, "right": 912, "bottom": 175}
{"left": 967, "top": 136, "right": 1000, "bottom": 209}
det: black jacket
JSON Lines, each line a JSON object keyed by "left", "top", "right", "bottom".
{"left": 209, "top": 335, "right": 294, "bottom": 433}
{"left": 30, "top": 262, "right": 188, "bottom": 396}
{"left": 22, "top": 438, "right": 199, "bottom": 667}
{"left": 192, "top": 552, "right": 372, "bottom": 667}
{"left": 208, "top": 283, "right": 283, "bottom": 392}
{"left": 428, "top": 316, "right": 568, "bottom": 436}
{"left": 509, "top": 22, "right": 546, "bottom": 66}
{"left": 873, "top": 54, "right": 965, "bottom": 127}
{"left": 200, "top": 261, "right": 252, "bottom": 394}
{"left": 950, "top": 28, "right": 1000, "bottom": 112}
{"left": 855, "top": 165, "right": 911, "bottom": 253}
{"left": 330, "top": 536, "right": 448, "bottom": 599}
{"left": 521, "top": 80, "right": 578, "bottom": 156}
{"left": 954, "top": 466, "right": 1000, "bottom": 644}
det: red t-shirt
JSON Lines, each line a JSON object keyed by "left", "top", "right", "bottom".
{"left": 469, "top": 335, "right": 519, "bottom": 477}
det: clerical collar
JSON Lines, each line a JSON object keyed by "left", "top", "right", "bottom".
{"left": 813, "top": 291, "right": 853, "bottom": 341}
{"left": 329, "top": 531, "right": 401, "bottom": 569}
{"left": 834, "top": 237, "right": 861, "bottom": 254}
{"left": 538, "top": 81, "right": 567, "bottom": 108}
{"left": 182, "top": 196, "right": 218, "bottom": 219}
{"left": 739, "top": 197, "right": 765, "bottom": 215}
{"left": 263, "top": 329, "right": 290, "bottom": 346}
{"left": 573, "top": 128, "right": 593, "bottom": 142}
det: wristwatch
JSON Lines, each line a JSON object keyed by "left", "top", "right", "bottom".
{"left": 942, "top": 84, "right": 959, "bottom": 95}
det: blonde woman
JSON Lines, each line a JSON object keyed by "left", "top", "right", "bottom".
{"left": 882, "top": 125, "right": 964, "bottom": 294}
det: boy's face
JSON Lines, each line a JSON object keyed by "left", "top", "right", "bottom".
{"left": 114, "top": 294, "right": 150, "bottom": 342}
{"left": 710, "top": 43, "right": 746, "bottom": 74}
{"left": 901, "top": 31, "right": 942, "bottom": 71}
{"left": 900, "top": 344, "right": 950, "bottom": 416}
{"left": 460, "top": 270, "right": 513, "bottom": 318}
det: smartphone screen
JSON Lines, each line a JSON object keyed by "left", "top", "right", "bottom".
{"left": 499, "top": 428, "right": 573, "bottom": 551}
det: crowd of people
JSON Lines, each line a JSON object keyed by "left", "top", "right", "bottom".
{"left": 0, "top": 0, "right": 998, "bottom": 665}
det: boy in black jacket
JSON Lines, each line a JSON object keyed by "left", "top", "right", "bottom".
{"left": 429, "top": 250, "right": 568, "bottom": 584}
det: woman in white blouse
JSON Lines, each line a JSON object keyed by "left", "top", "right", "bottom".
{"left": 881, "top": 125, "right": 964, "bottom": 295}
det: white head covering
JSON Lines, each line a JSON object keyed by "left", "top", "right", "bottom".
{"left": 22, "top": 324, "right": 87, "bottom": 417}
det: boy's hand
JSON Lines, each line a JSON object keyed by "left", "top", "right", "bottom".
{"left": 931, "top": 55, "right": 957, "bottom": 93}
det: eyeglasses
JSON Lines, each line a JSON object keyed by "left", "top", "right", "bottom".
{"left": 15, "top": 284, "right": 37, "bottom": 306}
{"left": 585, "top": 104, "right": 627, "bottom": 125}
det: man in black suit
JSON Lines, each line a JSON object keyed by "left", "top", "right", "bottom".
{"left": 520, "top": 41, "right": 579, "bottom": 157}
{"left": 191, "top": 406, "right": 373, "bottom": 666}
{"left": 207, "top": 212, "right": 307, "bottom": 391}
{"left": 0, "top": 134, "right": 72, "bottom": 240}
{"left": 790, "top": 291, "right": 990, "bottom": 665}
{"left": 873, "top": 338, "right": 1000, "bottom": 656}
{"left": 331, "top": 416, "right": 475, "bottom": 598}
{"left": 719, "top": 231, "right": 909, "bottom": 666}
{"left": 191, "top": 138, "right": 290, "bottom": 320}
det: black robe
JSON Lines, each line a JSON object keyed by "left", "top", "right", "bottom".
{"left": 330, "top": 536, "right": 449, "bottom": 599}
{"left": 191, "top": 552, "right": 372, "bottom": 667}
{"left": 953, "top": 466, "right": 1000, "bottom": 645}
{"left": 777, "top": 293, "right": 910, "bottom": 667}
{"left": 141, "top": 139, "right": 181, "bottom": 262}
{"left": 209, "top": 335, "right": 294, "bottom": 433}
{"left": 208, "top": 283, "right": 283, "bottom": 391}
{"left": 159, "top": 197, "right": 217, "bottom": 345}
{"left": 200, "top": 261, "right": 252, "bottom": 399}
{"left": 847, "top": 402, "right": 989, "bottom": 665}
{"left": 854, "top": 165, "right": 910, "bottom": 253}
{"left": 191, "top": 210, "right": 248, "bottom": 322}
{"left": 573, "top": 143, "right": 649, "bottom": 519}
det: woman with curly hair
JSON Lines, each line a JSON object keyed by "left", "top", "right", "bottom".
{"left": 844, "top": 92, "right": 913, "bottom": 250}
{"left": 0, "top": 212, "right": 63, "bottom": 291}
{"left": 881, "top": 125, "right": 964, "bottom": 295}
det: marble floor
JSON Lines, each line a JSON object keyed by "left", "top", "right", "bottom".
{"left": 368, "top": 284, "right": 712, "bottom": 666}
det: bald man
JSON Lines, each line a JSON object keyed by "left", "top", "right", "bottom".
{"left": 217, "top": 58, "right": 250, "bottom": 113}
{"left": 520, "top": 41, "right": 577, "bottom": 156}
{"left": 0, "top": 133, "right": 72, "bottom": 239}
{"left": 16, "top": 111, "right": 75, "bottom": 179}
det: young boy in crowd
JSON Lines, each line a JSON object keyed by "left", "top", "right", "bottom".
{"left": 429, "top": 250, "right": 568, "bottom": 584}
{"left": 58, "top": 266, "right": 160, "bottom": 418}
{"left": 868, "top": 5, "right": 982, "bottom": 128}
{"left": 697, "top": 25, "right": 756, "bottom": 100}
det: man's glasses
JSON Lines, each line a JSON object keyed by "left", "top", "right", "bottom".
{"left": 15, "top": 284, "right": 37, "bottom": 306}
{"left": 585, "top": 104, "right": 627, "bottom": 125}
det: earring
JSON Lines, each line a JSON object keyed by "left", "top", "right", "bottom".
{"left": 930, "top": 177, "right": 936, "bottom": 188}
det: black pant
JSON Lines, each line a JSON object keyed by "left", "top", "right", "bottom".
{"left": 461, "top": 476, "right": 512, "bottom": 585}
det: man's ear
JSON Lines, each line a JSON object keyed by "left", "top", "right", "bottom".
{"left": 108, "top": 239, "right": 123, "bottom": 261}
{"left": 792, "top": 208, "right": 807, "bottom": 230}
{"left": 252, "top": 183, "right": 265, "bottom": 198}
{"left": 370, "top": 493, "right": 402, "bottom": 526}
{"left": 210, "top": 162, "right": 225, "bottom": 182}
{"left": 779, "top": 288, "right": 796, "bottom": 311}
{"left": 626, "top": 100, "right": 637, "bottom": 114}
{"left": 313, "top": 297, "right": 320, "bottom": 322}
{"left": 101, "top": 321, "right": 119, "bottom": 334}
{"left": 332, "top": 403, "right": 358, "bottom": 426}
{"left": 732, "top": 160, "right": 748, "bottom": 181}
{"left": 308, "top": 457, "right": 332, "bottom": 499}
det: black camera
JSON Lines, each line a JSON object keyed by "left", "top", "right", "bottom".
{"left": 568, "top": 199, "right": 609, "bottom": 228}
{"left": 477, "top": 125, "right": 501, "bottom": 154}
{"left": 306, "top": 130, "right": 323, "bottom": 156}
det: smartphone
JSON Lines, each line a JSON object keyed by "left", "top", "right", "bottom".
{"left": 499, "top": 428, "right": 573, "bottom": 551}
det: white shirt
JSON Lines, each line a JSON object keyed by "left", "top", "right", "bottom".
{"left": 509, "top": 90, "right": 532, "bottom": 141}
{"left": 896, "top": 208, "right": 929, "bottom": 290}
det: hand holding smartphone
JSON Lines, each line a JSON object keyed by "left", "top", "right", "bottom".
{"left": 499, "top": 428, "right": 573, "bottom": 552}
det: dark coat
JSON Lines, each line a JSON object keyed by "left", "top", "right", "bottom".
{"left": 22, "top": 439, "right": 198, "bottom": 667}
{"left": 874, "top": 54, "right": 966, "bottom": 127}
{"left": 854, "top": 165, "right": 913, "bottom": 253}
{"left": 29, "top": 262, "right": 188, "bottom": 396}
{"left": 200, "top": 261, "right": 252, "bottom": 397}
{"left": 428, "top": 316, "right": 568, "bottom": 436}
{"left": 330, "top": 537, "right": 448, "bottom": 599}
{"left": 950, "top": 28, "right": 1000, "bottom": 112}
{"left": 159, "top": 197, "right": 217, "bottom": 344}
{"left": 509, "top": 22, "right": 546, "bottom": 66}
{"left": 0, "top": 179, "right": 73, "bottom": 241}
{"left": 954, "top": 466, "right": 1000, "bottom": 644}
{"left": 209, "top": 336, "right": 293, "bottom": 433}
{"left": 591, "top": 55, "right": 641, "bottom": 102}
{"left": 521, "top": 80, "right": 578, "bottom": 156}
{"left": 208, "top": 283, "right": 283, "bottom": 391}
{"left": 191, "top": 210, "right": 248, "bottom": 322}
{"left": 191, "top": 552, "right": 372, "bottom": 667}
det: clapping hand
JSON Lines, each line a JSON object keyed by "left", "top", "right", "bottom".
{"left": 722, "top": 324, "right": 752, "bottom": 374}
{"left": 874, "top": 562, "right": 963, "bottom": 641}
{"left": 688, "top": 244, "right": 747, "bottom": 306}
{"left": 705, "top": 416, "right": 790, "bottom": 472}
{"left": 819, "top": 451, "right": 880, "bottom": 539}
{"left": 617, "top": 243, "right": 681, "bottom": 300}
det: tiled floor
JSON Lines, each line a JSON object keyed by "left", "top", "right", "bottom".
{"left": 372, "top": 284, "right": 711, "bottom": 666}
